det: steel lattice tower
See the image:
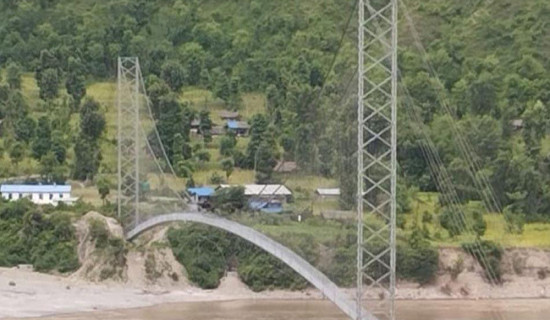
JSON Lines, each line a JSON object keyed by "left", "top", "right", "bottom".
{"left": 117, "top": 57, "right": 141, "bottom": 227}
{"left": 357, "top": 1, "right": 397, "bottom": 319}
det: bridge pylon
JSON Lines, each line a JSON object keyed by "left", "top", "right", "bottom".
{"left": 117, "top": 57, "right": 141, "bottom": 228}
{"left": 357, "top": 1, "right": 398, "bottom": 319}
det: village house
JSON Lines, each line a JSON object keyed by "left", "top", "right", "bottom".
{"left": 274, "top": 161, "right": 298, "bottom": 173}
{"left": 226, "top": 120, "right": 250, "bottom": 136}
{"left": 187, "top": 187, "right": 215, "bottom": 204}
{"left": 218, "top": 110, "right": 240, "bottom": 121}
{"left": 316, "top": 188, "right": 341, "bottom": 199}
{"left": 0, "top": 184, "right": 77, "bottom": 206}
{"left": 217, "top": 184, "right": 292, "bottom": 213}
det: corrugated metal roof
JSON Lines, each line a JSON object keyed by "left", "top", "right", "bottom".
{"left": 188, "top": 187, "right": 215, "bottom": 197}
{"left": 0, "top": 184, "right": 71, "bottom": 193}
{"left": 218, "top": 184, "right": 292, "bottom": 196}
{"left": 219, "top": 110, "right": 240, "bottom": 119}
{"left": 226, "top": 120, "right": 250, "bottom": 130}
{"left": 316, "top": 188, "right": 340, "bottom": 196}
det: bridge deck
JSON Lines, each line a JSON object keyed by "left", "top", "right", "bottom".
{"left": 126, "top": 212, "right": 378, "bottom": 320}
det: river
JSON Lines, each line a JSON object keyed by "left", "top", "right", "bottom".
{"left": 29, "top": 299, "right": 550, "bottom": 320}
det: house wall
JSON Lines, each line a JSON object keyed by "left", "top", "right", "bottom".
{"left": 2, "top": 191, "right": 72, "bottom": 205}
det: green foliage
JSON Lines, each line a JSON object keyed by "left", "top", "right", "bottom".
{"left": 161, "top": 60, "right": 186, "bottom": 92}
{"left": 97, "top": 178, "right": 111, "bottom": 204}
{"left": 89, "top": 218, "right": 110, "bottom": 249}
{"left": 220, "top": 158, "right": 234, "bottom": 180}
{"left": 462, "top": 240, "right": 503, "bottom": 283}
{"left": 397, "top": 238, "right": 439, "bottom": 284}
{"left": 79, "top": 99, "right": 106, "bottom": 140}
{"left": 439, "top": 207, "right": 463, "bottom": 237}
{"left": 472, "top": 210, "right": 487, "bottom": 238}
{"left": 9, "top": 142, "right": 24, "bottom": 167}
{"left": 37, "top": 68, "right": 60, "bottom": 100}
{"left": 219, "top": 132, "right": 237, "bottom": 157}
{"left": 211, "top": 186, "right": 245, "bottom": 214}
{"left": 0, "top": 201, "right": 79, "bottom": 273}
{"left": 6, "top": 62, "right": 22, "bottom": 89}
{"left": 167, "top": 225, "right": 309, "bottom": 291}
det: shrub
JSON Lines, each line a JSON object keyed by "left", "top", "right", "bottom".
{"left": 450, "top": 257, "right": 464, "bottom": 281}
{"left": 211, "top": 186, "right": 245, "bottom": 214}
{"left": 397, "top": 239, "right": 439, "bottom": 284}
{"left": 461, "top": 240, "right": 503, "bottom": 283}
{"left": 89, "top": 218, "right": 110, "bottom": 249}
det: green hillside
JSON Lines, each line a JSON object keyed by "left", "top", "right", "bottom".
{"left": 0, "top": 0, "right": 548, "bottom": 248}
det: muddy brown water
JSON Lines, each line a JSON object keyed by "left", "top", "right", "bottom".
{"left": 26, "top": 299, "right": 550, "bottom": 320}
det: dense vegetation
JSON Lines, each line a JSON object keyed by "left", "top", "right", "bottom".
{"left": 0, "top": 0, "right": 548, "bottom": 288}
{"left": 0, "top": 0, "right": 548, "bottom": 219}
{"left": 0, "top": 199, "right": 80, "bottom": 272}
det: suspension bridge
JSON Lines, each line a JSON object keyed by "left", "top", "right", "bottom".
{"left": 116, "top": 1, "right": 397, "bottom": 319}
{"left": 115, "top": 1, "right": 509, "bottom": 320}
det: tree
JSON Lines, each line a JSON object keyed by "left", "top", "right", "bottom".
{"left": 39, "top": 151, "right": 65, "bottom": 183}
{"left": 179, "top": 42, "right": 204, "bottom": 86}
{"left": 14, "top": 116, "right": 36, "bottom": 143}
{"left": 50, "top": 131, "right": 67, "bottom": 163}
{"left": 66, "top": 73, "right": 86, "bottom": 110}
{"left": 522, "top": 100, "right": 547, "bottom": 155}
{"left": 246, "top": 114, "right": 268, "bottom": 167}
{"left": 38, "top": 68, "right": 60, "bottom": 100}
{"left": 439, "top": 207, "right": 463, "bottom": 237}
{"left": 161, "top": 60, "right": 186, "bottom": 91}
{"left": 211, "top": 186, "right": 245, "bottom": 214}
{"left": 80, "top": 98, "right": 106, "bottom": 140}
{"left": 73, "top": 137, "right": 101, "bottom": 181}
{"left": 65, "top": 56, "right": 86, "bottom": 109}
{"left": 472, "top": 211, "right": 487, "bottom": 238}
{"left": 220, "top": 132, "right": 237, "bottom": 157}
{"left": 31, "top": 116, "right": 52, "bottom": 160}
{"left": 221, "top": 158, "right": 234, "bottom": 181}
{"left": 198, "top": 110, "right": 213, "bottom": 143}
{"left": 255, "top": 141, "right": 277, "bottom": 184}
{"left": 9, "top": 142, "right": 24, "bottom": 168}
{"left": 6, "top": 62, "right": 22, "bottom": 89}
{"left": 97, "top": 178, "right": 110, "bottom": 205}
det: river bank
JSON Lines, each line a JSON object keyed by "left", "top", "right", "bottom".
{"left": 1, "top": 265, "right": 549, "bottom": 319}
{"left": 12, "top": 299, "right": 550, "bottom": 320}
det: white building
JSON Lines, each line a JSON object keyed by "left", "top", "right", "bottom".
{"left": 0, "top": 184, "right": 77, "bottom": 205}
{"left": 218, "top": 184, "right": 292, "bottom": 202}
{"left": 316, "top": 188, "right": 341, "bottom": 198}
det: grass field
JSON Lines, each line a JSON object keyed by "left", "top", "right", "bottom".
{"left": 406, "top": 192, "right": 550, "bottom": 248}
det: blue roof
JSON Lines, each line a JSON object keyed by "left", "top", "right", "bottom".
{"left": 227, "top": 120, "right": 239, "bottom": 129}
{"left": 226, "top": 120, "right": 249, "bottom": 130}
{"left": 188, "top": 187, "right": 215, "bottom": 197}
{"left": 248, "top": 200, "right": 283, "bottom": 213}
{"left": 0, "top": 184, "right": 71, "bottom": 193}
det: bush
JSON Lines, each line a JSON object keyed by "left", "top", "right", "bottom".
{"left": 461, "top": 240, "right": 503, "bottom": 283}
{"left": 89, "top": 218, "right": 110, "bottom": 249}
{"left": 211, "top": 186, "right": 245, "bottom": 214}
{"left": 397, "top": 239, "right": 439, "bottom": 284}
{"left": 439, "top": 207, "right": 463, "bottom": 237}
{"left": 238, "top": 251, "right": 308, "bottom": 292}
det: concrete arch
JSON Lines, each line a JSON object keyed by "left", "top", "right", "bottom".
{"left": 126, "top": 212, "right": 377, "bottom": 320}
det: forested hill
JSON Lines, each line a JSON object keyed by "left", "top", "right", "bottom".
{"left": 0, "top": 0, "right": 549, "bottom": 224}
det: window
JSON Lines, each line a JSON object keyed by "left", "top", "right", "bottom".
{"left": 59, "top": 193, "right": 63, "bottom": 199}
{"left": 49, "top": 194, "right": 53, "bottom": 200}
{"left": 39, "top": 193, "right": 43, "bottom": 200}
{"left": 8, "top": 193, "right": 12, "bottom": 200}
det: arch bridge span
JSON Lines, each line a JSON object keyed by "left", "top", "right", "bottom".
{"left": 126, "top": 212, "right": 377, "bottom": 320}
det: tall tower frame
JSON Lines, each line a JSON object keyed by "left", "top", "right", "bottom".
{"left": 117, "top": 57, "right": 141, "bottom": 227}
{"left": 356, "top": 1, "right": 398, "bottom": 319}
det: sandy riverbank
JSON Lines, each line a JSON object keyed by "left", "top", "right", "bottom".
{"left": 0, "top": 267, "right": 320, "bottom": 319}
{"left": 1, "top": 265, "right": 549, "bottom": 319}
